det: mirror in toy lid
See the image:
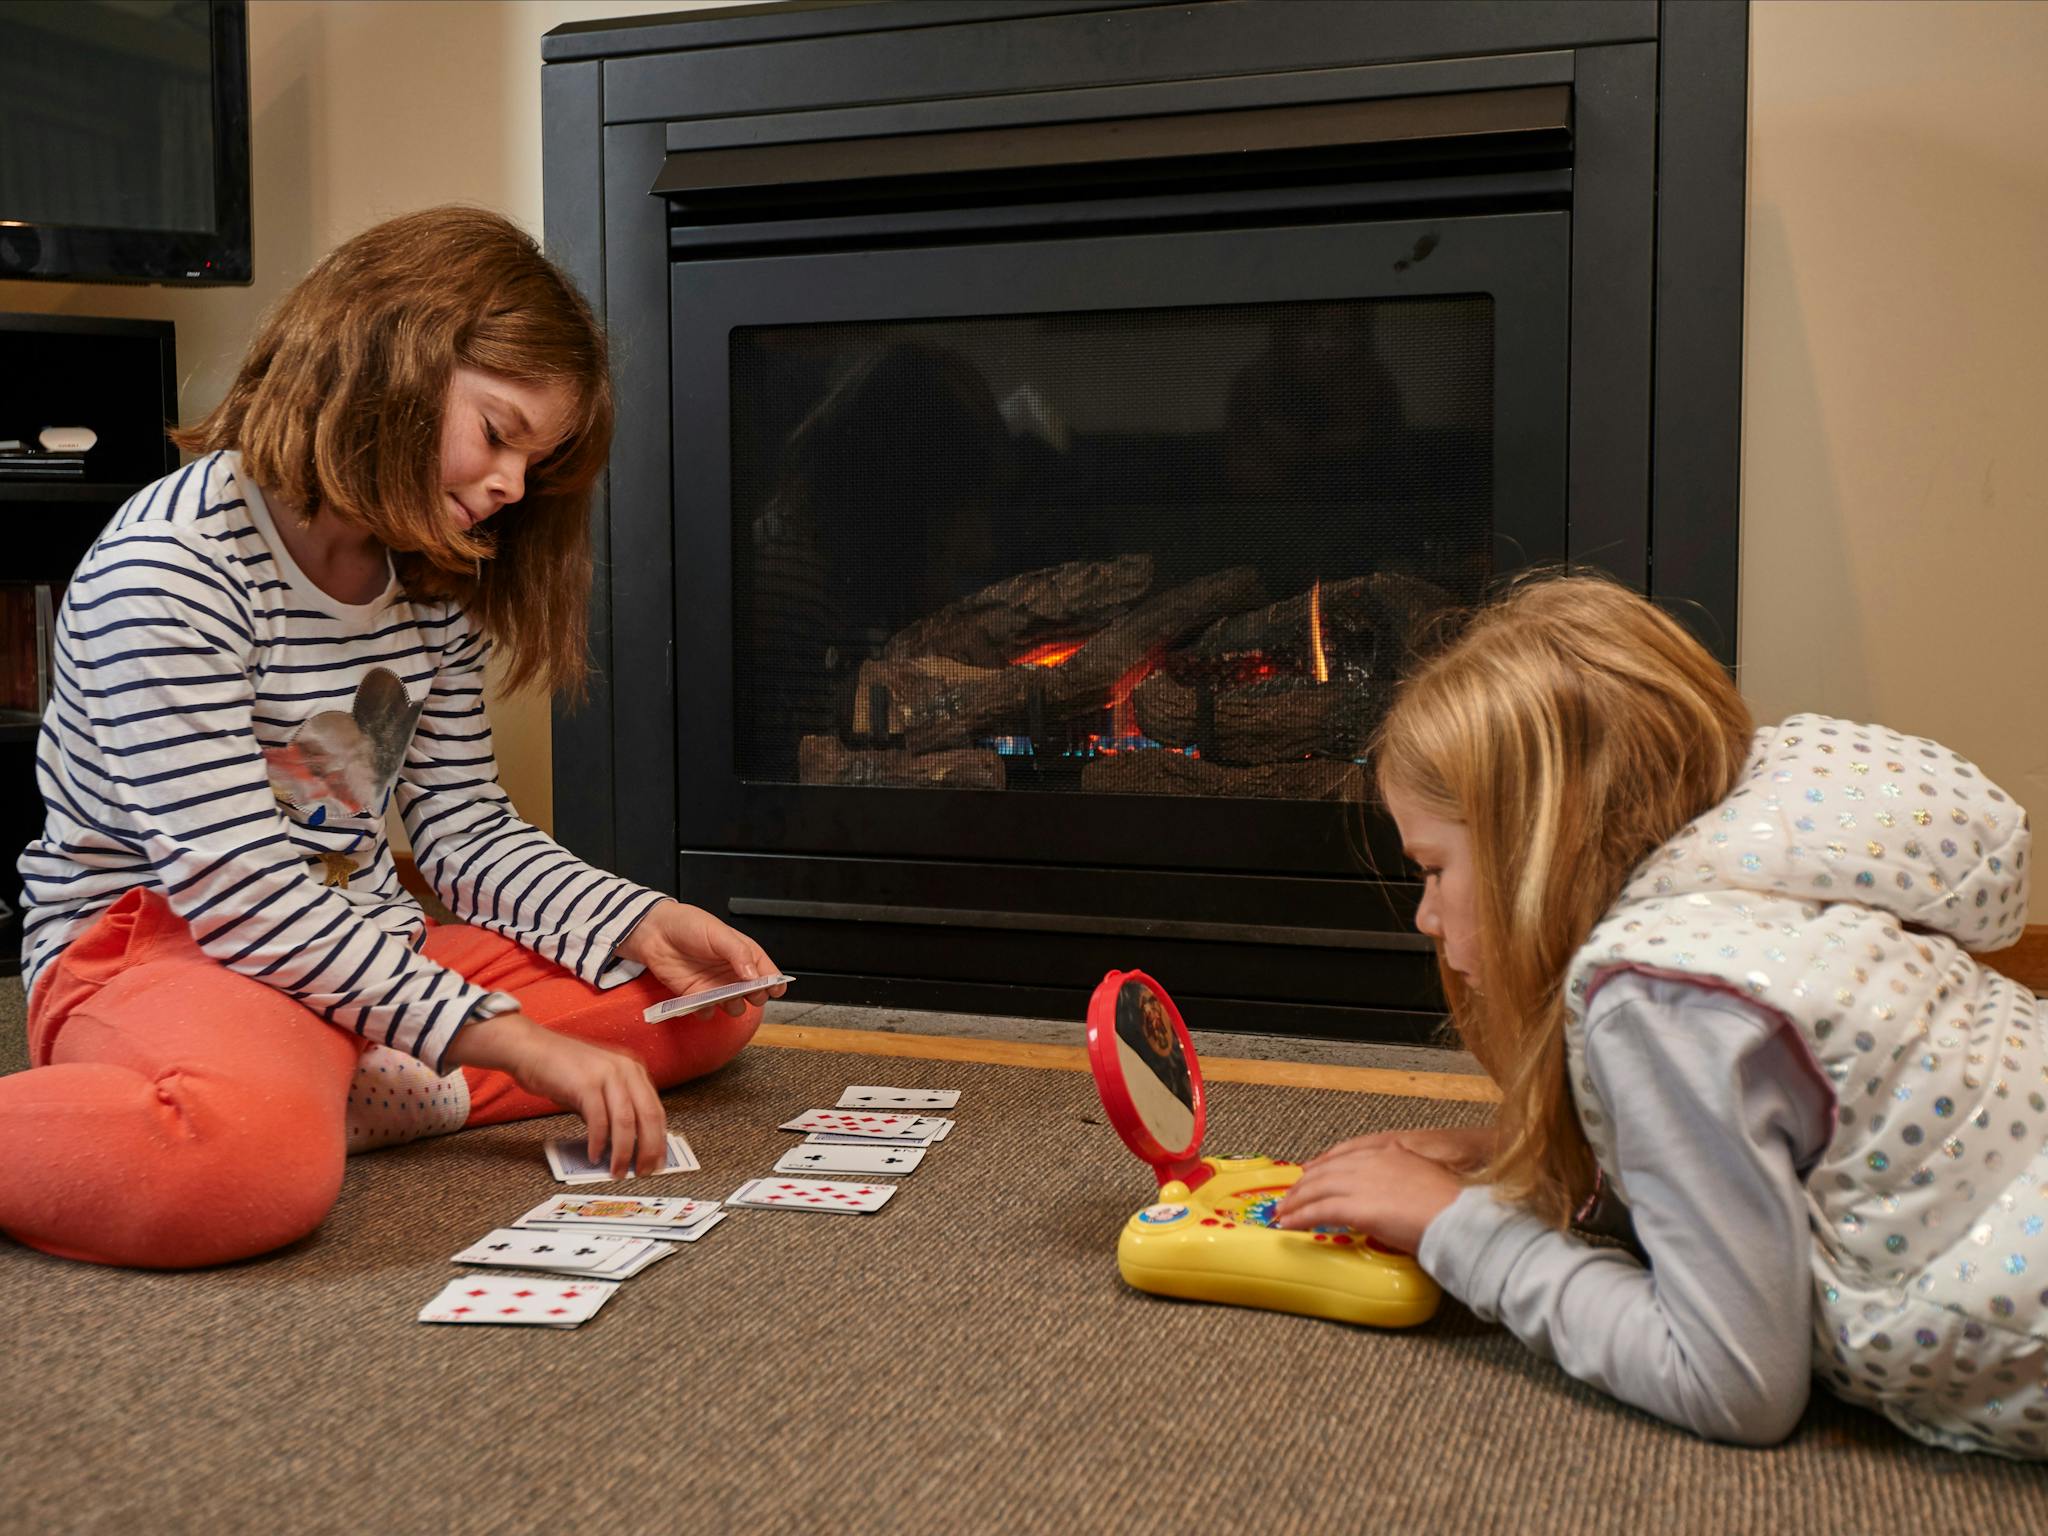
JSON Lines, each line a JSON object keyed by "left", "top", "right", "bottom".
{"left": 1086, "top": 969, "right": 1210, "bottom": 1190}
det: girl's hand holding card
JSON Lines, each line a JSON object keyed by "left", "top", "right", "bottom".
{"left": 617, "top": 899, "right": 787, "bottom": 1016}
{"left": 444, "top": 1012, "right": 668, "bottom": 1179}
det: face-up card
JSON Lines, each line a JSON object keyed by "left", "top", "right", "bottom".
{"left": 643, "top": 974, "right": 794, "bottom": 1023}
{"left": 726, "top": 1177, "right": 896, "bottom": 1215}
{"left": 803, "top": 1117, "right": 951, "bottom": 1147}
{"left": 778, "top": 1110, "right": 943, "bottom": 1140}
{"left": 836, "top": 1086, "right": 961, "bottom": 1111}
{"left": 515, "top": 1194, "right": 719, "bottom": 1232}
{"left": 772, "top": 1143, "right": 926, "bottom": 1177}
{"left": 545, "top": 1132, "right": 699, "bottom": 1184}
{"left": 452, "top": 1228, "right": 652, "bottom": 1275}
{"left": 419, "top": 1275, "right": 618, "bottom": 1328}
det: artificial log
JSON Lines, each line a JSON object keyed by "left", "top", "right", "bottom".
{"left": 1184, "top": 570, "right": 1457, "bottom": 683}
{"left": 850, "top": 655, "right": 1011, "bottom": 738}
{"left": 901, "top": 565, "right": 1267, "bottom": 754}
{"left": 1131, "top": 673, "right": 1388, "bottom": 764}
{"left": 1080, "top": 752, "right": 1366, "bottom": 801}
{"left": 881, "top": 554, "right": 1155, "bottom": 667}
{"left": 798, "top": 734, "right": 1006, "bottom": 789}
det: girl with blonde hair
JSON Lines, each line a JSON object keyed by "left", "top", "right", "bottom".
{"left": 2, "top": 207, "right": 783, "bottom": 1269}
{"left": 1278, "top": 573, "right": 2046, "bottom": 1458}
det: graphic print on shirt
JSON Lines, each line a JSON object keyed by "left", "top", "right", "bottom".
{"left": 263, "top": 667, "right": 426, "bottom": 828}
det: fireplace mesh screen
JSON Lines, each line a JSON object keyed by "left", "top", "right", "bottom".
{"left": 730, "top": 294, "right": 1493, "bottom": 798}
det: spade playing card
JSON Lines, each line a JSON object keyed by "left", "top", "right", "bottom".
{"left": 836, "top": 1085, "right": 961, "bottom": 1110}
{"left": 452, "top": 1228, "right": 654, "bottom": 1276}
{"left": 418, "top": 1275, "right": 618, "bottom": 1328}
{"left": 772, "top": 1143, "right": 926, "bottom": 1177}
{"left": 726, "top": 1178, "right": 897, "bottom": 1215}
{"left": 544, "top": 1131, "right": 698, "bottom": 1184}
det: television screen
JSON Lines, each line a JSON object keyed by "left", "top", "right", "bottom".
{"left": 0, "top": 0, "right": 251, "bottom": 284}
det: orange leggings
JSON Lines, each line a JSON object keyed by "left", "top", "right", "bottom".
{"left": 0, "top": 888, "right": 758, "bottom": 1270}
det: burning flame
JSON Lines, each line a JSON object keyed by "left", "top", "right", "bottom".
{"left": 1308, "top": 579, "right": 1329, "bottom": 684}
{"left": 1013, "top": 639, "right": 1084, "bottom": 668}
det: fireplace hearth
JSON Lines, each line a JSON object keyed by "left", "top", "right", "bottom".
{"left": 542, "top": 0, "right": 1748, "bottom": 1041}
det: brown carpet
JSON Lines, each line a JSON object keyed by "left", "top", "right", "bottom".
{"left": 1, "top": 1001, "right": 2044, "bottom": 1532}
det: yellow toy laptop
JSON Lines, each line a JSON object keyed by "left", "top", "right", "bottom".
{"left": 1086, "top": 968, "right": 1440, "bottom": 1329}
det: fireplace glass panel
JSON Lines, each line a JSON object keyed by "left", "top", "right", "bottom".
{"left": 731, "top": 295, "right": 1494, "bottom": 800}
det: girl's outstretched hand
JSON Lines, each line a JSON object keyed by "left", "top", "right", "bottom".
{"left": 1306, "top": 1124, "right": 1497, "bottom": 1178}
{"left": 618, "top": 899, "right": 786, "bottom": 1016}
{"left": 1272, "top": 1142, "right": 1465, "bottom": 1255}
{"left": 444, "top": 1012, "right": 667, "bottom": 1179}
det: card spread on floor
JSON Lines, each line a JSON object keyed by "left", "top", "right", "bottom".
{"left": 451, "top": 1228, "right": 672, "bottom": 1279}
{"left": 544, "top": 1131, "right": 698, "bottom": 1184}
{"left": 836, "top": 1086, "right": 961, "bottom": 1110}
{"left": 726, "top": 1177, "right": 897, "bottom": 1215}
{"left": 419, "top": 1275, "right": 618, "bottom": 1328}
{"left": 515, "top": 1194, "right": 718, "bottom": 1233}
{"left": 772, "top": 1143, "right": 927, "bottom": 1177}
{"left": 642, "top": 973, "right": 795, "bottom": 1023}
{"left": 779, "top": 1110, "right": 946, "bottom": 1140}
{"left": 804, "top": 1117, "right": 951, "bottom": 1147}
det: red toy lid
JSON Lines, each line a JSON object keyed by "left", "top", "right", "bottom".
{"left": 1085, "top": 969, "right": 1209, "bottom": 1191}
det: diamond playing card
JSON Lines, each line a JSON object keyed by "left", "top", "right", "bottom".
{"left": 544, "top": 1131, "right": 699, "bottom": 1184}
{"left": 803, "top": 1117, "right": 951, "bottom": 1147}
{"left": 779, "top": 1110, "right": 944, "bottom": 1140}
{"left": 772, "top": 1143, "right": 927, "bottom": 1177}
{"left": 418, "top": 1275, "right": 618, "bottom": 1328}
{"left": 836, "top": 1085, "right": 961, "bottom": 1110}
{"left": 725, "top": 1178, "right": 897, "bottom": 1215}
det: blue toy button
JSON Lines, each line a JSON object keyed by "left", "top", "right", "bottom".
{"left": 1138, "top": 1202, "right": 1189, "bottom": 1225}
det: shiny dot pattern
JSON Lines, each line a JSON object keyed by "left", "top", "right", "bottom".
{"left": 345, "top": 1042, "right": 472, "bottom": 1151}
{"left": 1562, "top": 716, "right": 2047, "bottom": 1456}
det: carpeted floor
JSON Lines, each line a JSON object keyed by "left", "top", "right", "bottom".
{"left": 3, "top": 1003, "right": 2044, "bottom": 1533}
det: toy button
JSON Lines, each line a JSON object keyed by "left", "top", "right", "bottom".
{"left": 1138, "top": 1202, "right": 1189, "bottom": 1225}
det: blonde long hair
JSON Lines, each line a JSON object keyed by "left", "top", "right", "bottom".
{"left": 1374, "top": 573, "right": 1753, "bottom": 1225}
{"left": 174, "top": 206, "right": 613, "bottom": 696}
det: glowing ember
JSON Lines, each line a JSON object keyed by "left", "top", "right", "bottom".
{"left": 1013, "top": 640, "right": 1084, "bottom": 668}
{"left": 1308, "top": 579, "right": 1329, "bottom": 684}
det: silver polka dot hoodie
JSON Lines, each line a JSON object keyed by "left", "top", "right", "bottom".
{"left": 1564, "top": 714, "right": 2047, "bottom": 1457}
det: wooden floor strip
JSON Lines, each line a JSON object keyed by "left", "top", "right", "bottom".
{"left": 751, "top": 1022, "right": 1501, "bottom": 1104}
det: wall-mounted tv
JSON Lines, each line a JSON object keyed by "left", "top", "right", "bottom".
{"left": 0, "top": 0, "right": 251, "bottom": 285}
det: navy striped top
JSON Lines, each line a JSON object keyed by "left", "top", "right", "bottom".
{"left": 17, "top": 452, "right": 665, "bottom": 1070}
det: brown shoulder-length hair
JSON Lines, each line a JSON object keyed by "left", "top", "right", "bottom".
{"left": 174, "top": 205, "right": 613, "bottom": 696}
{"left": 1372, "top": 572, "right": 1753, "bottom": 1226}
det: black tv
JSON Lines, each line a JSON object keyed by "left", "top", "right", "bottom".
{"left": 0, "top": 0, "right": 251, "bottom": 285}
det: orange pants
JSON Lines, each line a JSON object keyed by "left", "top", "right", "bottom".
{"left": 0, "top": 888, "right": 757, "bottom": 1269}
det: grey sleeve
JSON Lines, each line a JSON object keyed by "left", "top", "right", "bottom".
{"left": 1416, "top": 973, "right": 1832, "bottom": 1446}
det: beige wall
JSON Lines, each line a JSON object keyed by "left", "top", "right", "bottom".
{"left": 1742, "top": 1, "right": 2048, "bottom": 917}
{"left": 10, "top": 2, "right": 2046, "bottom": 914}
{"left": 0, "top": 0, "right": 738, "bottom": 838}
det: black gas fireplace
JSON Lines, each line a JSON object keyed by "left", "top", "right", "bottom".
{"left": 541, "top": 0, "right": 1748, "bottom": 1040}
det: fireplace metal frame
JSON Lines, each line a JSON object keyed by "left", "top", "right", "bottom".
{"left": 541, "top": 0, "right": 1749, "bottom": 1038}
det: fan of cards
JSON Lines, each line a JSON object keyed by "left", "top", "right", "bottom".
{"left": 727, "top": 1084, "right": 962, "bottom": 1212}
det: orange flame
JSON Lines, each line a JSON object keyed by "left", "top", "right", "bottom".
{"left": 1013, "top": 639, "right": 1084, "bottom": 668}
{"left": 1309, "top": 579, "right": 1329, "bottom": 684}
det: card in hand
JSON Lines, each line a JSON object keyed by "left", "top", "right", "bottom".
{"left": 772, "top": 1143, "right": 926, "bottom": 1177}
{"left": 418, "top": 1275, "right": 618, "bottom": 1328}
{"left": 836, "top": 1085, "right": 961, "bottom": 1110}
{"left": 726, "top": 1177, "right": 896, "bottom": 1215}
{"left": 544, "top": 1131, "right": 699, "bottom": 1184}
{"left": 643, "top": 973, "right": 794, "bottom": 1023}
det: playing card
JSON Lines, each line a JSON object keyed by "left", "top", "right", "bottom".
{"left": 803, "top": 1117, "right": 951, "bottom": 1147}
{"left": 725, "top": 1177, "right": 897, "bottom": 1215}
{"left": 515, "top": 1194, "right": 719, "bottom": 1233}
{"left": 773, "top": 1143, "right": 927, "bottom": 1177}
{"left": 452, "top": 1228, "right": 654, "bottom": 1276}
{"left": 778, "top": 1110, "right": 944, "bottom": 1140}
{"left": 643, "top": 974, "right": 794, "bottom": 1023}
{"left": 836, "top": 1085, "right": 961, "bottom": 1110}
{"left": 669, "top": 1211, "right": 727, "bottom": 1243}
{"left": 418, "top": 1275, "right": 618, "bottom": 1328}
{"left": 544, "top": 1131, "right": 698, "bottom": 1183}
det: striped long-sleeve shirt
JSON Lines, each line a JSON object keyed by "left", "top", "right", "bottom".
{"left": 17, "top": 451, "right": 666, "bottom": 1070}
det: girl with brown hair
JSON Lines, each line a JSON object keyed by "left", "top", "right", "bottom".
{"left": 1, "top": 206, "right": 783, "bottom": 1269}
{"left": 1277, "top": 574, "right": 2045, "bottom": 1457}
